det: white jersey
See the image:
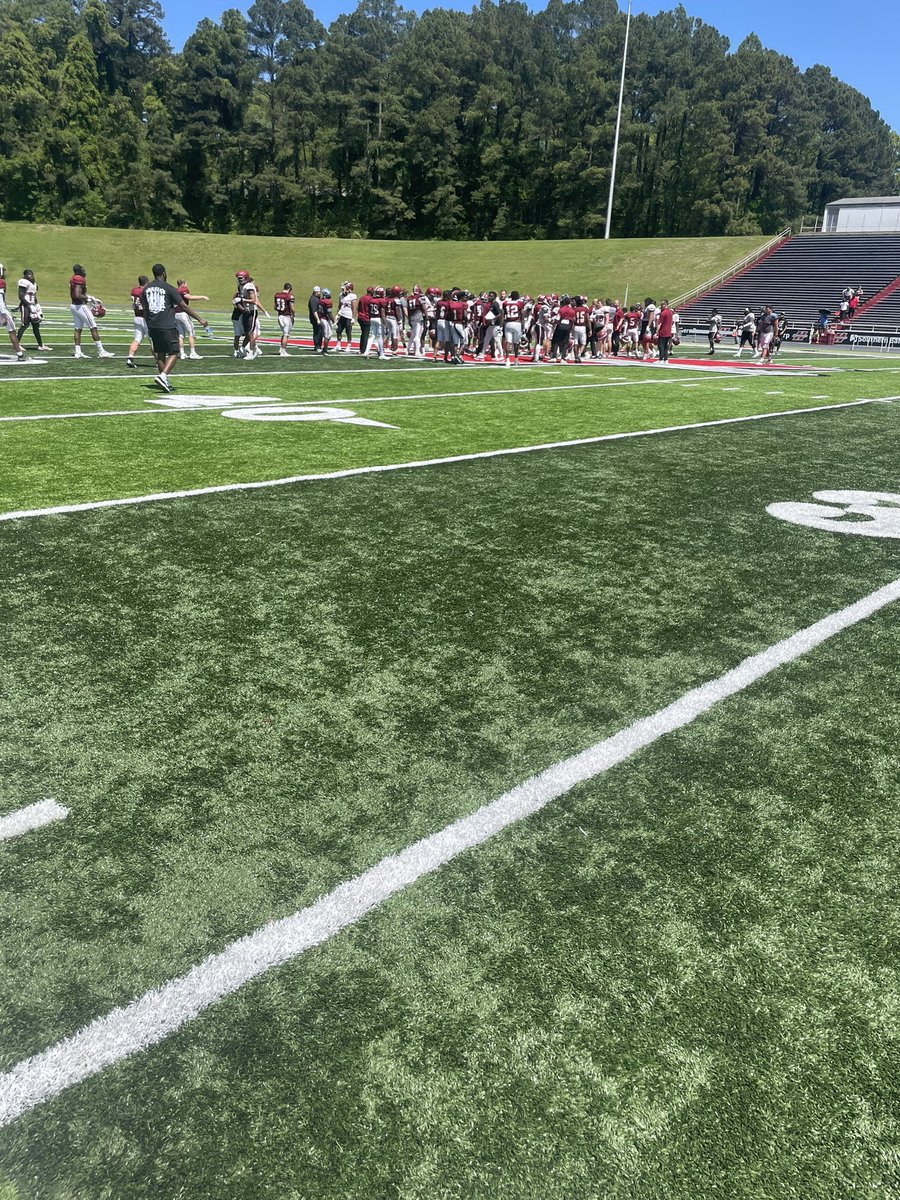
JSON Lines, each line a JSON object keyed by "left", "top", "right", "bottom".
{"left": 18, "top": 278, "right": 36, "bottom": 306}
{"left": 338, "top": 291, "right": 356, "bottom": 319}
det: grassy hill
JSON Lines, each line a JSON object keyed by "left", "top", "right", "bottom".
{"left": 0, "top": 222, "right": 768, "bottom": 310}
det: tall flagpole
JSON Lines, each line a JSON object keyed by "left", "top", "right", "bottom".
{"left": 604, "top": 0, "right": 632, "bottom": 240}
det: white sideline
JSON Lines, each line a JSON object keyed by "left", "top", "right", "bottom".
{"left": 0, "top": 396, "right": 895, "bottom": 524}
{"left": 0, "top": 800, "right": 69, "bottom": 843}
{"left": 1, "top": 572, "right": 899, "bottom": 1126}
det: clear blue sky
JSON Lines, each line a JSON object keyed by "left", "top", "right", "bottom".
{"left": 162, "top": 0, "right": 900, "bottom": 133}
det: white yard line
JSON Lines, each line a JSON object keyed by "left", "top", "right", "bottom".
{"left": 0, "top": 396, "right": 895, "bottom": 524}
{"left": 1, "top": 571, "right": 898, "bottom": 1126}
{"left": 0, "top": 800, "right": 69, "bottom": 843}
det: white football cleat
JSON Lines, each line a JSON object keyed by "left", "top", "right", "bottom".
{"left": 97, "top": 350, "right": 115, "bottom": 359}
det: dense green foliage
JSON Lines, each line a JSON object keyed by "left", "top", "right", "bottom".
{"left": 0, "top": 0, "right": 897, "bottom": 239}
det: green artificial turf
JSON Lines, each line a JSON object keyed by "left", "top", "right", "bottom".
{"left": 0, "top": 220, "right": 768, "bottom": 312}
{"left": 1, "top": 396, "right": 900, "bottom": 1197}
{"left": 1, "top": 334, "right": 897, "bottom": 512}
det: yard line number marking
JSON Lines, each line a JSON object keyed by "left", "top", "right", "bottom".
{"left": 2, "top": 567, "right": 899, "bottom": 1126}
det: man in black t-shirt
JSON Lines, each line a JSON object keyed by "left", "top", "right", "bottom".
{"left": 142, "top": 263, "right": 209, "bottom": 392}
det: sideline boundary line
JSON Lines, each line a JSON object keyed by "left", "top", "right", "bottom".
{"left": 2, "top": 572, "right": 899, "bottom": 1126}
{"left": 0, "top": 396, "right": 895, "bottom": 524}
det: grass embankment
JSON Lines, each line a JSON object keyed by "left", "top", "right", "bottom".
{"left": 0, "top": 221, "right": 767, "bottom": 310}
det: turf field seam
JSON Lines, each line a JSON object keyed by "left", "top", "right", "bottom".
{"left": 0, "top": 800, "right": 69, "bottom": 843}
{"left": 0, "top": 397, "right": 895, "bottom": 524}
{"left": 2, "top": 572, "right": 899, "bottom": 1127}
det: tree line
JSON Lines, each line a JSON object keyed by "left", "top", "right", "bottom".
{"left": 1, "top": 0, "right": 896, "bottom": 240}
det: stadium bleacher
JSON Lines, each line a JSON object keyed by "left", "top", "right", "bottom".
{"left": 678, "top": 233, "right": 900, "bottom": 331}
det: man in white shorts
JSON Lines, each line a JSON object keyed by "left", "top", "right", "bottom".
{"left": 273, "top": 283, "right": 295, "bottom": 356}
{"left": 69, "top": 264, "right": 113, "bottom": 358}
{"left": 175, "top": 279, "right": 209, "bottom": 359}
{"left": 126, "top": 274, "right": 150, "bottom": 368}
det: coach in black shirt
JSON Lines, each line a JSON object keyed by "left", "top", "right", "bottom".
{"left": 144, "top": 263, "right": 209, "bottom": 392}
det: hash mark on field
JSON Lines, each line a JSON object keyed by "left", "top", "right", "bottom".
{"left": 721, "top": 387, "right": 742, "bottom": 392}
{"left": 765, "top": 391, "right": 785, "bottom": 396}
{"left": 0, "top": 800, "right": 69, "bottom": 842}
{"left": 810, "top": 395, "right": 830, "bottom": 400}
{"left": 3, "top": 573, "right": 900, "bottom": 1126}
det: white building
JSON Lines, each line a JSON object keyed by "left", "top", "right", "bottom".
{"left": 823, "top": 196, "right": 900, "bottom": 233}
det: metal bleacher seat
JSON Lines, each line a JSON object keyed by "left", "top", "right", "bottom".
{"left": 678, "top": 234, "right": 900, "bottom": 331}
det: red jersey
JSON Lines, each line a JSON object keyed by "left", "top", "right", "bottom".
{"left": 656, "top": 307, "right": 674, "bottom": 337}
{"left": 274, "top": 290, "right": 294, "bottom": 317}
{"left": 435, "top": 299, "right": 453, "bottom": 322}
{"left": 448, "top": 298, "right": 467, "bottom": 324}
{"left": 369, "top": 296, "right": 386, "bottom": 320}
{"left": 556, "top": 304, "right": 576, "bottom": 326}
{"left": 69, "top": 274, "right": 87, "bottom": 303}
{"left": 385, "top": 296, "right": 401, "bottom": 320}
{"left": 131, "top": 286, "right": 145, "bottom": 316}
{"left": 573, "top": 305, "right": 589, "bottom": 328}
{"left": 502, "top": 298, "right": 524, "bottom": 322}
{"left": 357, "top": 293, "right": 372, "bottom": 320}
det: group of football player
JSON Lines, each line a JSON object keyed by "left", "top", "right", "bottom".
{"left": 1, "top": 262, "right": 682, "bottom": 370}
{"left": 270, "top": 284, "right": 682, "bottom": 365}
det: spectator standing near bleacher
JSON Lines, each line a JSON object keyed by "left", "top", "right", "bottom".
{"left": 707, "top": 308, "right": 723, "bottom": 355}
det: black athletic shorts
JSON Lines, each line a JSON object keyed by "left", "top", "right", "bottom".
{"left": 150, "top": 327, "right": 180, "bottom": 356}
{"left": 241, "top": 310, "right": 255, "bottom": 335}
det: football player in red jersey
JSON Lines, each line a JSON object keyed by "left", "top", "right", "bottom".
{"left": 274, "top": 283, "right": 295, "bottom": 356}
{"left": 434, "top": 290, "right": 454, "bottom": 362}
{"left": 448, "top": 289, "right": 467, "bottom": 363}
{"left": 357, "top": 287, "right": 373, "bottom": 356}
{"left": 385, "top": 286, "right": 403, "bottom": 353}
{"left": 550, "top": 295, "right": 576, "bottom": 362}
{"left": 126, "top": 275, "right": 150, "bottom": 368}
{"left": 366, "top": 286, "right": 388, "bottom": 359}
{"left": 69, "top": 265, "right": 113, "bottom": 358}
{"left": 571, "top": 296, "right": 590, "bottom": 362}
{"left": 175, "top": 279, "right": 209, "bottom": 360}
{"left": 0, "top": 265, "right": 25, "bottom": 360}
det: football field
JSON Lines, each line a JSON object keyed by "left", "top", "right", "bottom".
{"left": 2, "top": 323, "right": 900, "bottom": 1199}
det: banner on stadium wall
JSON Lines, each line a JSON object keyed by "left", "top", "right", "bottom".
{"left": 849, "top": 333, "right": 900, "bottom": 349}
